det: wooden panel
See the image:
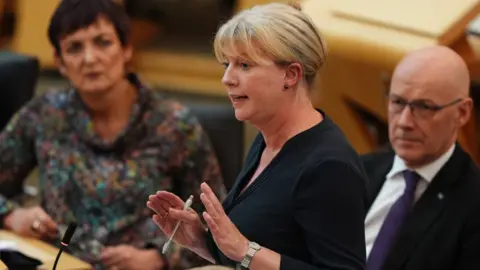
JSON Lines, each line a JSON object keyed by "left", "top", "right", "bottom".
{"left": 301, "top": 0, "right": 480, "bottom": 159}
{"left": 313, "top": 55, "right": 388, "bottom": 153}
{"left": 301, "top": 0, "right": 433, "bottom": 153}
{"left": 9, "top": 0, "right": 287, "bottom": 69}
{"left": 133, "top": 50, "right": 225, "bottom": 96}
{"left": 10, "top": 0, "right": 60, "bottom": 68}
{"left": 331, "top": 0, "right": 480, "bottom": 45}
{"left": 302, "top": 0, "right": 437, "bottom": 71}
{"left": 236, "top": 0, "right": 289, "bottom": 10}
{"left": 0, "top": 0, "right": 6, "bottom": 24}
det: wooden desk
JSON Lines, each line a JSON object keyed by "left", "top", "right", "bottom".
{"left": 0, "top": 230, "right": 91, "bottom": 270}
{"left": 0, "top": 259, "right": 6, "bottom": 270}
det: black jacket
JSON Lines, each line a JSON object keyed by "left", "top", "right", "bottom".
{"left": 361, "top": 145, "right": 480, "bottom": 270}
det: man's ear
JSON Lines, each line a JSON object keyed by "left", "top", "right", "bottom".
{"left": 284, "top": 62, "right": 303, "bottom": 89}
{"left": 54, "top": 53, "right": 67, "bottom": 77}
{"left": 458, "top": 97, "right": 473, "bottom": 127}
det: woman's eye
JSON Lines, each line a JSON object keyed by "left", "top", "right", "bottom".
{"left": 66, "top": 43, "right": 83, "bottom": 54}
{"left": 97, "top": 39, "right": 112, "bottom": 47}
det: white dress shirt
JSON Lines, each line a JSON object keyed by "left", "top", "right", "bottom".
{"left": 364, "top": 144, "right": 455, "bottom": 257}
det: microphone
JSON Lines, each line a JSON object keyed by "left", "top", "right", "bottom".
{"left": 52, "top": 222, "right": 77, "bottom": 270}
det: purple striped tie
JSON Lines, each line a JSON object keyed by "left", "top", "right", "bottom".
{"left": 367, "top": 170, "right": 421, "bottom": 270}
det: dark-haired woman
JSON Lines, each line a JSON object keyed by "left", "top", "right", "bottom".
{"left": 0, "top": 0, "right": 226, "bottom": 269}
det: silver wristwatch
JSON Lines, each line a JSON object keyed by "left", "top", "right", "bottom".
{"left": 239, "top": 241, "right": 261, "bottom": 269}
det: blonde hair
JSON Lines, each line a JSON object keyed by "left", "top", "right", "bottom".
{"left": 213, "top": 2, "right": 327, "bottom": 87}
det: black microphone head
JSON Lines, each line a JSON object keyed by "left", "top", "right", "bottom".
{"left": 61, "top": 222, "right": 77, "bottom": 245}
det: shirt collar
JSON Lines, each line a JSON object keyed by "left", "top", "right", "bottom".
{"left": 67, "top": 72, "right": 149, "bottom": 151}
{"left": 387, "top": 144, "right": 455, "bottom": 183}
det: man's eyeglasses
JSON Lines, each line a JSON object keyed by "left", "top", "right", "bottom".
{"left": 387, "top": 95, "right": 463, "bottom": 118}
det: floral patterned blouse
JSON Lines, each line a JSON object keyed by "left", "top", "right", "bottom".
{"left": 0, "top": 73, "right": 227, "bottom": 269}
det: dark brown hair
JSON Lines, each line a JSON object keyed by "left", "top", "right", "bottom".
{"left": 47, "top": 0, "right": 131, "bottom": 54}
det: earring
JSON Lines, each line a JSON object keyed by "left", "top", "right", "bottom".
{"left": 283, "top": 84, "right": 289, "bottom": 90}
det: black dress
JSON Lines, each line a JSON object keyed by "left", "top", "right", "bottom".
{"left": 205, "top": 111, "right": 367, "bottom": 270}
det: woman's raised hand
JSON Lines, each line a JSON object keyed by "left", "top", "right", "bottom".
{"left": 147, "top": 191, "right": 207, "bottom": 249}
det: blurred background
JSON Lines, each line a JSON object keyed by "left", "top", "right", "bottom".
{"left": 0, "top": 2, "right": 475, "bottom": 269}
{"left": 0, "top": 0, "right": 478, "bottom": 181}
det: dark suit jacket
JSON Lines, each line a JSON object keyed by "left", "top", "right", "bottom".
{"left": 361, "top": 145, "right": 480, "bottom": 270}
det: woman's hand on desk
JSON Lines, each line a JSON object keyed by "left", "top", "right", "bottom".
{"left": 4, "top": 206, "right": 58, "bottom": 239}
{"left": 147, "top": 191, "right": 207, "bottom": 249}
{"left": 100, "top": 245, "right": 163, "bottom": 270}
{"left": 200, "top": 183, "right": 249, "bottom": 262}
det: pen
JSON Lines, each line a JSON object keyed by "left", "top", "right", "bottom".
{"left": 162, "top": 195, "right": 194, "bottom": 254}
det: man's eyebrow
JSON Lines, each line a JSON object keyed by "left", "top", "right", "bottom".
{"left": 388, "top": 94, "right": 437, "bottom": 104}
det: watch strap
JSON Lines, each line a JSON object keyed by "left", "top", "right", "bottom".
{"left": 239, "top": 241, "right": 261, "bottom": 269}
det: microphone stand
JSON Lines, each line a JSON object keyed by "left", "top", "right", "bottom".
{"left": 52, "top": 222, "right": 77, "bottom": 270}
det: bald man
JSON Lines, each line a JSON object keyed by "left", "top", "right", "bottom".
{"left": 362, "top": 46, "right": 480, "bottom": 270}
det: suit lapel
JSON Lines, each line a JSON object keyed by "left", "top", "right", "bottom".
{"left": 384, "top": 145, "right": 470, "bottom": 270}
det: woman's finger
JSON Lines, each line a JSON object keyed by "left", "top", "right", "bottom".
{"left": 152, "top": 214, "right": 170, "bottom": 233}
{"left": 146, "top": 200, "right": 168, "bottom": 217}
{"left": 148, "top": 191, "right": 186, "bottom": 215}
{"left": 155, "top": 191, "right": 185, "bottom": 208}
{"left": 169, "top": 208, "right": 198, "bottom": 224}
{"left": 30, "top": 220, "right": 47, "bottom": 238}
{"left": 148, "top": 195, "right": 176, "bottom": 215}
{"left": 200, "top": 193, "right": 219, "bottom": 219}
{"left": 147, "top": 200, "right": 168, "bottom": 217}
{"left": 152, "top": 214, "right": 163, "bottom": 226}
{"left": 202, "top": 212, "right": 220, "bottom": 235}
{"left": 40, "top": 215, "right": 58, "bottom": 238}
{"left": 30, "top": 209, "right": 54, "bottom": 239}
{"left": 201, "top": 183, "right": 224, "bottom": 216}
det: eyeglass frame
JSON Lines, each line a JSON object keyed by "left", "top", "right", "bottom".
{"left": 386, "top": 94, "right": 464, "bottom": 119}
